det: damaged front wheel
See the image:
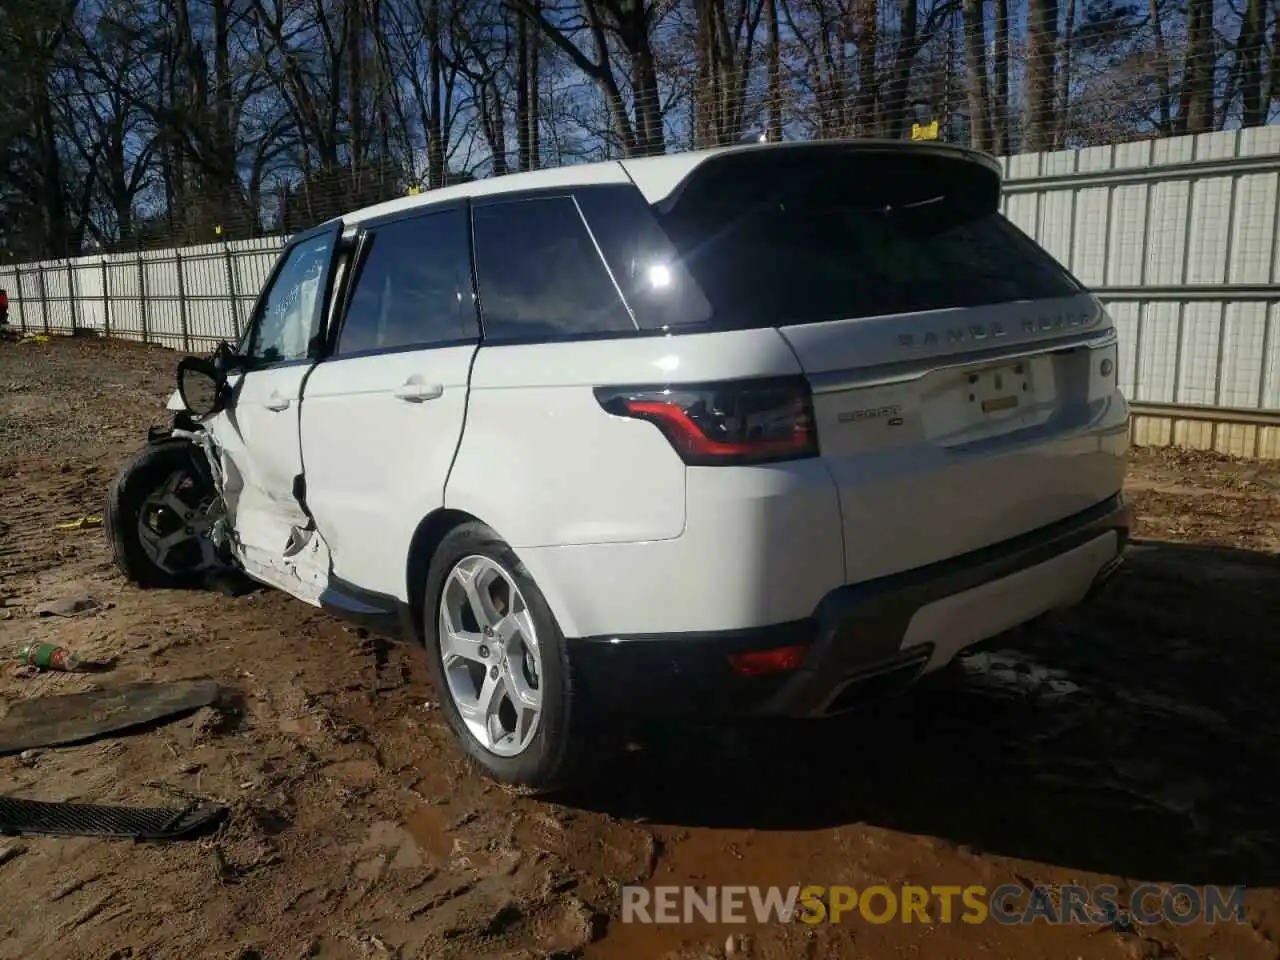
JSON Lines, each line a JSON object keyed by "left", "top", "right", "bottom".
{"left": 105, "top": 439, "right": 225, "bottom": 588}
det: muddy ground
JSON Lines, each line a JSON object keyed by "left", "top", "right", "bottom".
{"left": 1, "top": 335, "right": 1278, "bottom": 960}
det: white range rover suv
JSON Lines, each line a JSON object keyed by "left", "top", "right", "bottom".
{"left": 106, "top": 140, "right": 1131, "bottom": 791}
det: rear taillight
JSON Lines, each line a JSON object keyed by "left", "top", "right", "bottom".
{"left": 593, "top": 376, "right": 818, "bottom": 466}
{"left": 727, "top": 643, "right": 810, "bottom": 676}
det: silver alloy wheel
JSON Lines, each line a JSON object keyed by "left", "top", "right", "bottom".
{"left": 136, "top": 469, "right": 221, "bottom": 575}
{"left": 438, "top": 554, "right": 543, "bottom": 757}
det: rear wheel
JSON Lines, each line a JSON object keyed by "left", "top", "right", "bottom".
{"left": 105, "top": 439, "right": 224, "bottom": 589}
{"left": 423, "top": 521, "right": 596, "bottom": 793}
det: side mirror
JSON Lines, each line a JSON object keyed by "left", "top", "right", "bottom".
{"left": 176, "top": 356, "right": 226, "bottom": 417}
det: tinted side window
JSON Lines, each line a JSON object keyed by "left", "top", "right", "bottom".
{"left": 337, "top": 208, "right": 475, "bottom": 356}
{"left": 247, "top": 232, "right": 335, "bottom": 363}
{"left": 471, "top": 197, "right": 635, "bottom": 341}
{"left": 574, "top": 185, "right": 713, "bottom": 331}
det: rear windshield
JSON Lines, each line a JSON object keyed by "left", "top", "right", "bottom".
{"left": 652, "top": 151, "right": 1082, "bottom": 331}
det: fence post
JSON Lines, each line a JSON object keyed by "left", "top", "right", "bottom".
{"left": 101, "top": 256, "right": 111, "bottom": 338}
{"left": 13, "top": 265, "right": 25, "bottom": 334}
{"left": 174, "top": 249, "right": 191, "bottom": 352}
{"left": 36, "top": 264, "right": 50, "bottom": 335}
{"left": 223, "top": 243, "right": 241, "bottom": 339}
{"left": 136, "top": 251, "right": 150, "bottom": 343}
{"left": 67, "top": 259, "right": 79, "bottom": 334}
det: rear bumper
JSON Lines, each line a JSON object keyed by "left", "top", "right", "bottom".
{"left": 567, "top": 492, "right": 1132, "bottom": 718}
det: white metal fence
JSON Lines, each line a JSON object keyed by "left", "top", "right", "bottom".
{"left": 0, "top": 236, "right": 285, "bottom": 352}
{"left": 4, "top": 128, "right": 1280, "bottom": 454}
{"left": 995, "top": 126, "right": 1280, "bottom": 456}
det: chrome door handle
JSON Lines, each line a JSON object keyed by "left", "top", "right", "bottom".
{"left": 393, "top": 381, "right": 444, "bottom": 403}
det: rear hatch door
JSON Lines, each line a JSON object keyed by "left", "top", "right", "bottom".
{"left": 650, "top": 143, "right": 1125, "bottom": 583}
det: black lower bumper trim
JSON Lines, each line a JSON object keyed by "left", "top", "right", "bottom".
{"left": 569, "top": 493, "right": 1132, "bottom": 718}
{"left": 320, "top": 577, "right": 418, "bottom": 641}
{"left": 569, "top": 620, "right": 814, "bottom": 716}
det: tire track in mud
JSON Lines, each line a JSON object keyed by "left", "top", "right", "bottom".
{"left": 0, "top": 459, "right": 114, "bottom": 584}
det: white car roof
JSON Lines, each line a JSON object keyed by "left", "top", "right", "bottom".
{"left": 331, "top": 139, "right": 999, "bottom": 228}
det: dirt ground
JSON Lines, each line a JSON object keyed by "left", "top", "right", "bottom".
{"left": 1, "top": 335, "right": 1279, "bottom": 960}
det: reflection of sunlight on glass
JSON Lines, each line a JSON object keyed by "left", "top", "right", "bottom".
{"left": 647, "top": 263, "right": 672, "bottom": 288}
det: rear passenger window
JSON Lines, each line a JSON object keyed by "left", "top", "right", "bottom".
{"left": 337, "top": 208, "right": 475, "bottom": 356}
{"left": 471, "top": 197, "right": 635, "bottom": 341}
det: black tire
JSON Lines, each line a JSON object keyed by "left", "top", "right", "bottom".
{"left": 105, "top": 438, "right": 218, "bottom": 589}
{"left": 422, "top": 521, "right": 597, "bottom": 794}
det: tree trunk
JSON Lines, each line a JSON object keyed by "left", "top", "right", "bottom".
{"left": 212, "top": 0, "right": 238, "bottom": 225}
{"left": 1148, "top": 0, "right": 1172, "bottom": 131}
{"left": 766, "top": 0, "right": 783, "bottom": 140}
{"left": 992, "top": 0, "right": 1010, "bottom": 152}
{"left": 427, "top": 0, "right": 445, "bottom": 187}
{"left": 1056, "top": 0, "right": 1074, "bottom": 144}
{"left": 33, "top": 80, "right": 68, "bottom": 255}
{"left": 853, "top": 0, "right": 878, "bottom": 135}
{"left": 484, "top": 83, "right": 509, "bottom": 176}
{"left": 1023, "top": 0, "right": 1058, "bottom": 150}
{"left": 1240, "top": 0, "right": 1266, "bottom": 127}
{"left": 528, "top": 4, "right": 541, "bottom": 167}
{"left": 348, "top": 0, "right": 366, "bottom": 171}
{"left": 517, "top": 5, "right": 533, "bottom": 169}
{"left": 1176, "top": 0, "right": 1214, "bottom": 134}
{"left": 694, "top": 0, "right": 714, "bottom": 147}
{"left": 1268, "top": 2, "right": 1280, "bottom": 117}
{"left": 620, "top": 2, "right": 665, "bottom": 154}
{"left": 882, "top": 0, "right": 917, "bottom": 139}
{"left": 962, "top": 0, "right": 991, "bottom": 151}
{"left": 506, "top": 0, "right": 647, "bottom": 156}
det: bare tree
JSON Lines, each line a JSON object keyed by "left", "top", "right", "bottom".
{"left": 1177, "top": 0, "right": 1216, "bottom": 133}
{"left": 962, "top": 0, "right": 991, "bottom": 150}
{"left": 992, "top": 0, "right": 1011, "bottom": 150}
{"left": 693, "top": 0, "right": 767, "bottom": 146}
{"left": 506, "top": 0, "right": 667, "bottom": 156}
{"left": 0, "top": 0, "right": 1257, "bottom": 257}
{"left": 1024, "top": 0, "right": 1059, "bottom": 149}
{"left": 1238, "top": 0, "right": 1267, "bottom": 126}
{"left": 2, "top": 0, "right": 80, "bottom": 256}
{"left": 765, "top": 0, "right": 783, "bottom": 139}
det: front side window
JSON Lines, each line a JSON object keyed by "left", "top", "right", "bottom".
{"left": 471, "top": 197, "right": 635, "bottom": 341}
{"left": 337, "top": 207, "right": 476, "bottom": 356}
{"left": 246, "top": 232, "right": 336, "bottom": 363}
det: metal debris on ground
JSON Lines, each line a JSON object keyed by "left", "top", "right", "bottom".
{"left": 0, "top": 795, "right": 228, "bottom": 841}
{"left": 0, "top": 843, "right": 27, "bottom": 868}
{"left": 0, "top": 679, "right": 223, "bottom": 755}
{"left": 33, "top": 595, "right": 110, "bottom": 618}
{"left": 54, "top": 515, "right": 102, "bottom": 531}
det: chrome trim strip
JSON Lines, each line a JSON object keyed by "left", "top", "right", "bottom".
{"left": 809, "top": 327, "right": 1118, "bottom": 394}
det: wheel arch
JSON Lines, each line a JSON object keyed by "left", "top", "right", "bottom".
{"left": 405, "top": 508, "right": 478, "bottom": 642}
{"left": 404, "top": 508, "right": 581, "bottom": 644}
